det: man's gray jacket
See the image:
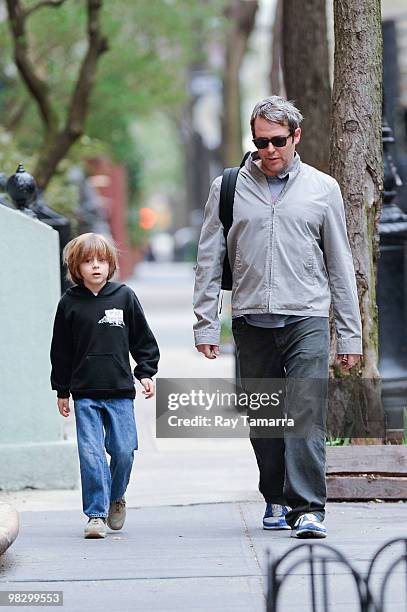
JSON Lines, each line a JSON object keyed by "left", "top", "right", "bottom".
{"left": 193, "top": 152, "right": 362, "bottom": 355}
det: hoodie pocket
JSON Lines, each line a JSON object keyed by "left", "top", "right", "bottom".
{"left": 72, "top": 353, "right": 133, "bottom": 391}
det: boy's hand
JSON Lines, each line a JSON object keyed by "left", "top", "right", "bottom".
{"left": 57, "top": 397, "right": 70, "bottom": 417}
{"left": 140, "top": 378, "right": 155, "bottom": 399}
{"left": 196, "top": 344, "right": 220, "bottom": 359}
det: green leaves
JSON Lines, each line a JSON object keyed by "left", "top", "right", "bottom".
{"left": 1, "top": 0, "right": 224, "bottom": 164}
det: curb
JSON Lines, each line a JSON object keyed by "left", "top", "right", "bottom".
{"left": 0, "top": 503, "right": 19, "bottom": 555}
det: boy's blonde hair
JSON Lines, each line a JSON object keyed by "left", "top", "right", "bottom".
{"left": 63, "top": 233, "right": 118, "bottom": 285}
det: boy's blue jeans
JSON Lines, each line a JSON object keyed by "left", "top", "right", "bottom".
{"left": 74, "top": 398, "right": 138, "bottom": 518}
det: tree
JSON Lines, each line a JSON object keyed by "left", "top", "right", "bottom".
{"left": 222, "top": 0, "right": 258, "bottom": 168}
{"left": 281, "top": 0, "right": 331, "bottom": 172}
{"left": 269, "top": 0, "right": 284, "bottom": 97}
{"left": 330, "top": 0, "right": 383, "bottom": 440}
{"left": 5, "top": 0, "right": 108, "bottom": 190}
{"left": 1, "top": 1, "right": 222, "bottom": 190}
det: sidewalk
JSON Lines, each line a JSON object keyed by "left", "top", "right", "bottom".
{"left": 0, "top": 263, "right": 406, "bottom": 611}
{"left": 1, "top": 502, "right": 406, "bottom": 611}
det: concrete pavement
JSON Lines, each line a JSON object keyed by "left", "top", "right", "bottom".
{"left": 1, "top": 502, "right": 406, "bottom": 611}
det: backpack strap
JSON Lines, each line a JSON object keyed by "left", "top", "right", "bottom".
{"left": 219, "top": 167, "right": 240, "bottom": 233}
{"left": 219, "top": 167, "right": 239, "bottom": 291}
{"left": 219, "top": 151, "right": 251, "bottom": 291}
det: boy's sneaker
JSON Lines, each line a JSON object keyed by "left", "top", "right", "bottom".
{"left": 84, "top": 517, "right": 106, "bottom": 539}
{"left": 263, "top": 503, "right": 291, "bottom": 530}
{"left": 291, "top": 513, "right": 327, "bottom": 538}
{"left": 107, "top": 496, "right": 126, "bottom": 530}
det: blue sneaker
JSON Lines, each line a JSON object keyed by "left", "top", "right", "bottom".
{"left": 291, "top": 513, "right": 327, "bottom": 538}
{"left": 263, "top": 504, "right": 291, "bottom": 530}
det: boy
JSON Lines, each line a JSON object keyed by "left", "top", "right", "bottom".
{"left": 50, "top": 233, "right": 159, "bottom": 539}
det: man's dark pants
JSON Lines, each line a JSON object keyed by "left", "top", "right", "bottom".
{"left": 232, "top": 316, "right": 329, "bottom": 527}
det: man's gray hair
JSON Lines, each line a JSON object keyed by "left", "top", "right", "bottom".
{"left": 250, "top": 96, "right": 303, "bottom": 136}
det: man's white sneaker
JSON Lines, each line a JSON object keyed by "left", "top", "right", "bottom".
{"left": 107, "top": 496, "right": 126, "bottom": 530}
{"left": 263, "top": 503, "right": 291, "bottom": 530}
{"left": 84, "top": 517, "right": 106, "bottom": 539}
{"left": 291, "top": 513, "right": 327, "bottom": 538}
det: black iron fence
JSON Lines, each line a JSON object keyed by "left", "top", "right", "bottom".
{"left": 267, "top": 538, "right": 407, "bottom": 612}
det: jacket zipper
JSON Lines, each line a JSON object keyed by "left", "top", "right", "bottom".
{"left": 268, "top": 203, "right": 275, "bottom": 311}
{"left": 268, "top": 178, "right": 291, "bottom": 311}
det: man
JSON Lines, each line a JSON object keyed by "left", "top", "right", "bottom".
{"left": 193, "top": 96, "right": 362, "bottom": 538}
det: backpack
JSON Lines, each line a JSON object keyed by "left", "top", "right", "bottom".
{"left": 219, "top": 152, "right": 251, "bottom": 290}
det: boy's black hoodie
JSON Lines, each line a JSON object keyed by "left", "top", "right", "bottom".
{"left": 50, "top": 282, "right": 159, "bottom": 399}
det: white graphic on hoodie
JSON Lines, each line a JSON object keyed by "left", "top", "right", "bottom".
{"left": 98, "top": 308, "right": 125, "bottom": 327}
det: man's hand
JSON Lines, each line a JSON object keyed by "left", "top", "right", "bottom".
{"left": 336, "top": 354, "right": 361, "bottom": 372}
{"left": 196, "top": 344, "right": 220, "bottom": 359}
{"left": 57, "top": 397, "right": 70, "bottom": 417}
{"left": 140, "top": 378, "right": 155, "bottom": 398}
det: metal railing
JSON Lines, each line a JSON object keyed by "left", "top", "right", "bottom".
{"left": 266, "top": 538, "right": 407, "bottom": 612}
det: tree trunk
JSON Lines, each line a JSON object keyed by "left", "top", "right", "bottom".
{"left": 269, "top": 0, "right": 284, "bottom": 96}
{"left": 330, "top": 0, "right": 383, "bottom": 442}
{"left": 222, "top": 0, "right": 258, "bottom": 168}
{"left": 282, "top": 0, "right": 331, "bottom": 172}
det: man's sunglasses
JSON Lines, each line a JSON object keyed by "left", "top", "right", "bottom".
{"left": 252, "top": 131, "right": 295, "bottom": 149}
